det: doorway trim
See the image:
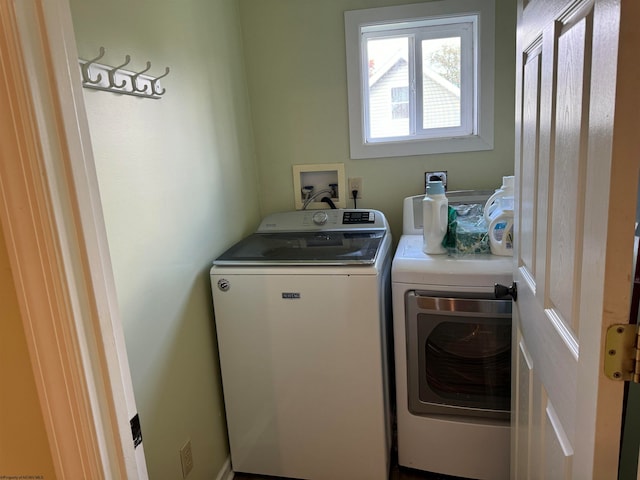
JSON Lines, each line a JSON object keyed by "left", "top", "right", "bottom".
{"left": 0, "top": 0, "right": 146, "bottom": 477}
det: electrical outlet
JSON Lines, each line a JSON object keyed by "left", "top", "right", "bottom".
{"left": 348, "top": 177, "right": 363, "bottom": 199}
{"left": 425, "top": 171, "right": 448, "bottom": 190}
{"left": 180, "top": 439, "right": 194, "bottom": 478}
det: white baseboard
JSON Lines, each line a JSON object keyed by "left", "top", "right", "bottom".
{"left": 215, "top": 457, "right": 234, "bottom": 480}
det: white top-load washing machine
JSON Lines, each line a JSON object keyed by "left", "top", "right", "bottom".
{"left": 392, "top": 193, "right": 513, "bottom": 480}
{"left": 211, "top": 209, "right": 392, "bottom": 480}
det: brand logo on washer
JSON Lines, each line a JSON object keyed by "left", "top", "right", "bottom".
{"left": 217, "top": 279, "right": 230, "bottom": 292}
{"left": 282, "top": 292, "right": 301, "bottom": 299}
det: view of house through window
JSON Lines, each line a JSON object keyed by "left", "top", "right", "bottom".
{"left": 391, "top": 86, "right": 409, "bottom": 119}
{"left": 367, "top": 35, "right": 463, "bottom": 138}
{"left": 422, "top": 36, "right": 461, "bottom": 129}
{"left": 367, "top": 37, "right": 409, "bottom": 137}
{"left": 363, "top": 18, "right": 472, "bottom": 143}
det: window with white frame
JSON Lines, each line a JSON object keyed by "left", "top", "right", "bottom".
{"left": 345, "top": 0, "right": 495, "bottom": 159}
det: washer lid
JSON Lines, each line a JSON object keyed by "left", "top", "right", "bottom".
{"left": 214, "top": 230, "right": 385, "bottom": 266}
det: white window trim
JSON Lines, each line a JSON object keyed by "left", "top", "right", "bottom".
{"left": 345, "top": 0, "right": 495, "bottom": 159}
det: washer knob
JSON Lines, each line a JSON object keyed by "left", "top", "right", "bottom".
{"left": 312, "top": 211, "right": 329, "bottom": 225}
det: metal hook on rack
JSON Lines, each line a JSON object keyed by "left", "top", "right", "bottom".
{"left": 107, "top": 55, "right": 131, "bottom": 89}
{"left": 151, "top": 67, "right": 170, "bottom": 96}
{"left": 80, "top": 46, "right": 106, "bottom": 84}
{"left": 131, "top": 61, "right": 152, "bottom": 94}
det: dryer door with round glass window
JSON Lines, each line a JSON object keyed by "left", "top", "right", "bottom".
{"left": 406, "top": 291, "right": 512, "bottom": 420}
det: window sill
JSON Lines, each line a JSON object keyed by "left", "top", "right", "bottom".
{"left": 349, "top": 132, "right": 494, "bottom": 159}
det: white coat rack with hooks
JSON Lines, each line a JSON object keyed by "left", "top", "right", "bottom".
{"left": 78, "top": 47, "right": 170, "bottom": 99}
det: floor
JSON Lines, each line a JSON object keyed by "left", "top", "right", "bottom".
{"left": 232, "top": 449, "right": 472, "bottom": 480}
{"left": 233, "top": 466, "right": 469, "bottom": 480}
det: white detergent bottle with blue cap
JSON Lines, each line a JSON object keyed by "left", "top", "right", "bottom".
{"left": 484, "top": 176, "right": 515, "bottom": 223}
{"left": 422, "top": 180, "right": 448, "bottom": 255}
{"left": 489, "top": 201, "right": 514, "bottom": 256}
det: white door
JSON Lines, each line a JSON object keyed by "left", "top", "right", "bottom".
{"left": 513, "top": 0, "right": 640, "bottom": 478}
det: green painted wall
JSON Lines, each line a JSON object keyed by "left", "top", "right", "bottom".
{"left": 69, "top": 0, "right": 260, "bottom": 477}
{"left": 238, "top": 0, "right": 517, "bottom": 238}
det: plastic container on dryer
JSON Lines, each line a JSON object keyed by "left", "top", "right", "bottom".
{"left": 489, "top": 202, "right": 514, "bottom": 256}
{"left": 484, "top": 176, "right": 514, "bottom": 223}
{"left": 422, "top": 180, "right": 448, "bottom": 255}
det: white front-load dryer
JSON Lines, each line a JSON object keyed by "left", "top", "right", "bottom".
{"left": 392, "top": 194, "right": 513, "bottom": 480}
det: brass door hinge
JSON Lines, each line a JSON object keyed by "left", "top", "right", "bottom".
{"left": 605, "top": 324, "right": 640, "bottom": 383}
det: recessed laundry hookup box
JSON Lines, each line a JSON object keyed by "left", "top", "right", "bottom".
{"left": 292, "top": 163, "right": 346, "bottom": 210}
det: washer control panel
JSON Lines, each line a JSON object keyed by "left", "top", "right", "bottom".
{"left": 257, "top": 209, "right": 385, "bottom": 232}
{"left": 342, "top": 211, "right": 375, "bottom": 224}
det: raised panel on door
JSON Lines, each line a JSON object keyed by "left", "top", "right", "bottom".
{"left": 515, "top": 336, "right": 534, "bottom": 480}
{"left": 518, "top": 46, "right": 541, "bottom": 281}
{"left": 530, "top": 366, "right": 545, "bottom": 480}
{"left": 548, "top": 12, "right": 592, "bottom": 335}
{"left": 544, "top": 400, "right": 574, "bottom": 479}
